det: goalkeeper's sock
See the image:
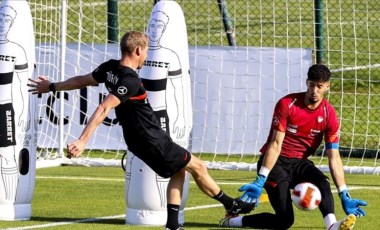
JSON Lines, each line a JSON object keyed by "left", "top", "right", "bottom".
{"left": 328, "top": 214, "right": 356, "bottom": 230}
{"left": 212, "top": 190, "right": 233, "bottom": 210}
{"left": 166, "top": 204, "right": 180, "bottom": 229}
{"left": 324, "top": 213, "right": 337, "bottom": 229}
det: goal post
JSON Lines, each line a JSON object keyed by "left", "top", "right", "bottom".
{"left": 30, "top": 0, "right": 380, "bottom": 174}
{"left": 217, "top": 0, "right": 236, "bottom": 46}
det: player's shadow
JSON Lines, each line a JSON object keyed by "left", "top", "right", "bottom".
{"left": 184, "top": 221, "right": 220, "bottom": 228}
{"left": 30, "top": 217, "right": 220, "bottom": 228}
{"left": 30, "top": 216, "right": 125, "bottom": 225}
{"left": 29, "top": 217, "right": 323, "bottom": 229}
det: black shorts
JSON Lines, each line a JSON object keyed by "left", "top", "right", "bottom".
{"left": 257, "top": 155, "right": 329, "bottom": 219}
{"left": 258, "top": 155, "right": 328, "bottom": 190}
{"left": 131, "top": 135, "right": 191, "bottom": 178}
{"left": 0, "top": 103, "right": 16, "bottom": 147}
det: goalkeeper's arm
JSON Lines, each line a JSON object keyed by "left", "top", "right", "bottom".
{"left": 239, "top": 130, "right": 285, "bottom": 204}
{"left": 326, "top": 148, "right": 367, "bottom": 217}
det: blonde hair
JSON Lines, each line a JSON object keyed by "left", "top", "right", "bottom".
{"left": 120, "top": 31, "right": 148, "bottom": 55}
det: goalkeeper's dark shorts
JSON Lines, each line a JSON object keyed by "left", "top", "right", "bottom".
{"left": 130, "top": 135, "right": 191, "bottom": 178}
{"left": 257, "top": 154, "right": 333, "bottom": 218}
{"left": 257, "top": 155, "right": 328, "bottom": 189}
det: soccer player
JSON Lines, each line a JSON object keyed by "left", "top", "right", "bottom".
{"left": 28, "top": 31, "right": 251, "bottom": 230}
{"left": 220, "top": 64, "right": 367, "bottom": 230}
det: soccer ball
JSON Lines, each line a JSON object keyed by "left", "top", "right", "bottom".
{"left": 291, "top": 182, "right": 321, "bottom": 211}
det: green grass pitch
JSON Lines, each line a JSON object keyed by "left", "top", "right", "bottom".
{"left": 12, "top": 1, "right": 379, "bottom": 229}
{"left": 0, "top": 166, "right": 378, "bottom": 229}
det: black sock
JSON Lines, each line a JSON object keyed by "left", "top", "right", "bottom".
{"left": 166, "top": 204, "right": 180, "bottom": 229}
{"left": 212, "top": 190, "right": 234, "bottom": 210}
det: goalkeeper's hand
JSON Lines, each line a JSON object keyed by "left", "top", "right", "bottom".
{"left": 238, "top": 174, "right": 266, "bottom": 205}
{"left": 340, "top": 189, "right": 367, "bottom": 217}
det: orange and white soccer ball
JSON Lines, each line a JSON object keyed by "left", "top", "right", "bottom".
{"left": 291, "top": 182, "right": 321, "bottom": 211}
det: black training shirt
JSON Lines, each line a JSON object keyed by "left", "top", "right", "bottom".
{"left": 92, "top": 59, "right": 167, "bottom": 153}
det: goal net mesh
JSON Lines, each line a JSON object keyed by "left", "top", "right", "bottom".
{"left": 30, "top": 0, "right": 380, "bottom": 174}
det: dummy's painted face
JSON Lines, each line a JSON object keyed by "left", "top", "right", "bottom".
{"left": 148, "top": 19, "right": 165, "bottom": 42}
{"left": 0, "top": 14, "right": 13, "bottom": 36}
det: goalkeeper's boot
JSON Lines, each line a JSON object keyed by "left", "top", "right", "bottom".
{"left": 165, "top": 227, "right": 184, "bottom": 230}
{"left": 226, "top": 197, "right": 255, "bottom": 215}
{"left": 328, "top": 214, "right": 356, "bottom": 230}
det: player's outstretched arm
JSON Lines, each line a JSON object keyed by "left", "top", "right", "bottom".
{"left": 66, "top": 94, "right": 120, "bottom": 158}
{"left": 28, "top": 73, "right": 97, "bottom": 94}
{"left": 27, "top": 76, "right": 51, "bottom": 93}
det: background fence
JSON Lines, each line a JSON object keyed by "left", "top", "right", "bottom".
{"left": 30, "top": 0, "right": 379, "bottom": 167}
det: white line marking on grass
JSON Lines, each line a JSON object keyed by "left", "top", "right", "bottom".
{"left": 3, "top": 214, "right": 125, "bottom": 230}
{"left": 185, "top": 204, "right": 222, "bottom": 210}
{"left": 2, "top": 205, "right": 223, "bottom": 230}
{"left": 36, "top": 176, "right": 124, "bottom": 182}
{"left": 6, "top": 178, "right": 380, "bottom": 230}
{"left": 37, "top": 176, "right": 380, "bottom": 190}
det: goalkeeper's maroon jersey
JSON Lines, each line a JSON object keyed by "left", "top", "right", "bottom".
{"left": 260, "top": 92, "right": 340, "bottom": 159}
{"left": 92, "top": 59, "right": 166, "bottom": 153}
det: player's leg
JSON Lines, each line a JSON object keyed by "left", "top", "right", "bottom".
{"left": 260, "top": 156, "right": 295, "bottom": 229}
{"left": 161, "top": 144, "right": 233, "bottom": 229}
{"left": 243, "top": 180, "right": 294, "bottom": 229}
{"left": 220, "top": 179, "right": 294, "bottom": 228}
{"left": 229, "top": 156, "right": 294, "bottom": 229}
{"left": 165, "top": 153, "right": 236, "bottom": 230}
{"left": 184, "top": 155, "right": 219, "bottom": 196}
{"left": 166, "top": 169, "right": 186, "bottom": 230}
{"left": 185, "top": 155, "right": 254, "bottom": 216}
{"left": 294, "top": 160, "right": 340, "bottom": 229}
{"left": 167, "top": 168, "right": 185, "bottom": 204}
{"left": 184, "top": 154, "right": 236, "bottom": 211}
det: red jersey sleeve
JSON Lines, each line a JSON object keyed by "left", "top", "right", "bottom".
{"left": 324, "top": 103, "right": 340, "bottom": 144}
{"left": 272, "top": 96, "right": 294, "bottom": 132}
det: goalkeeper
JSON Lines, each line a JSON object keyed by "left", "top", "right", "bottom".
{"left": 28, "top": 31, "right": 252, "bottom": 230}
{"left": 220, "top": 64, "right": 367, "bottom": 230}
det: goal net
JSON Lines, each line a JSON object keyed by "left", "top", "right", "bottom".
{"left": 30, "top": 0, "right": 380, "bottom": 174}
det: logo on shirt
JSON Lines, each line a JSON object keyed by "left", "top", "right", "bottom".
{"left": 317, "top": 116, "right": 324, "bottom": 123}
{"left": 287, "top": 124, "right": 298, "bottom": 134}
{"left": 272, "top": 116, "right": 279, "bottom": 126}
{"left": 287, "top": 127, "right": 297, "bottom": 134}
{"left": 310, "top": 129, "right": 321, "bottom": 137}
{"left": 117, "top": 86, "right": 128, "bottom": 95}
{"left": 106, "top": 71, "right": 119, "bottom": 85}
